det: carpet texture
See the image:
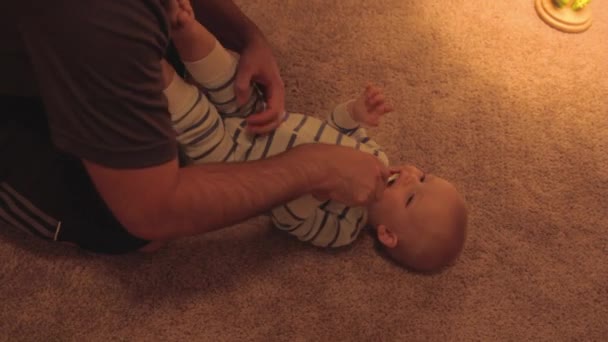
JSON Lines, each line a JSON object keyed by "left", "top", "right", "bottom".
{"left": 1, "top": 1, "right": 607, "bottom": 340}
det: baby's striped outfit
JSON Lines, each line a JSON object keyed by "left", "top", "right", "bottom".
{"left": 163, "top": 41, "right": 389, "bottom": 247}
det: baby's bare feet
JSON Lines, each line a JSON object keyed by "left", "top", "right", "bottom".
{"left": 165, "top": 0, "right": 196, "bottom": 38}
{"left": 164, "top": 0, "right": 217, "bottom": 62}
{"left": 350, "top": 83, "right": 394, "bottom": 127}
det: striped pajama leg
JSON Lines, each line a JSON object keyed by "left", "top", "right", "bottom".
{"left": 184, "top": 41, "right": 264, "bottom": 119}
{"left": 163, "top": 69, "right": 235, "bottom": 164}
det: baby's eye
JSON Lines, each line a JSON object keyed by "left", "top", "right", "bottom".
{"left": 406, "top": 194, "right": 415, "bottom": 207}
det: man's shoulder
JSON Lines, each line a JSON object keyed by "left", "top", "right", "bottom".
{"left": 4, "top": 0, "right": 177, "bottom": 169}
{"left": 3, "top": 0, "right": 167, "bottom": 29}
{"left": 0, "top": 0, "right": 170, "bottom": 98}
{"left": 23, "top": 0, "right": 169, "bottom": 46}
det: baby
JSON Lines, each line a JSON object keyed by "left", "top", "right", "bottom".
{"left": 162, "top": 0, "right": 468, "bottom": 272}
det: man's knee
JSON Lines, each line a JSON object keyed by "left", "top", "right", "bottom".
{"left": 137, "top": 240, "right": 168, "bottom": 253}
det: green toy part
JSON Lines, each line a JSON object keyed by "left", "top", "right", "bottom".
{"left": 571, "top": 0, "right": 591, "bottom": 10}
{"left": 538, "top": 0, "right": 593, "bottom": 33}
{"left": 553, "top": 0, "right": 592, "bottom": 10}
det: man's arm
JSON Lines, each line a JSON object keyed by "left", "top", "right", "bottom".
{"left": 189, "top": 0, "right": 286, "bottom": 134}
{"left": 84, "top": 143, "right": 387, "bottom": 242}
{"left": 83, "top": 146, "right": 320, "bottom": 241}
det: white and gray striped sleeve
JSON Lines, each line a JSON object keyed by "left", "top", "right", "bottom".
{"left": 327, "top": 100, "right": 389, "bottom": 166}
{"left": 271, "top": 195, "right": 367, "bottom": 248}
{"left": 327, "top": 100, "right": 360, "bottom": 136}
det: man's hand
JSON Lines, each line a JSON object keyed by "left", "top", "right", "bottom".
{"left": 235, "top": 34, "right": 286, "bottom": 135}
{"left": 189, "top": 0, "right": 286, "bottom": 134}
{"left": 295, "top": 144, "right": 390, "bottom": 207}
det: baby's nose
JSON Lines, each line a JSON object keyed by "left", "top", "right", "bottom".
{"left": 402, "top": 165, "right": 420, "bottom": 175}
{"left": 399, "top": 171, "right": 418, "bottom": 185}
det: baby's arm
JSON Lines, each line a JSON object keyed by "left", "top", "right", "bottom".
{"left": 328, "top": 101, "right": 382, "bottom": 150}
{"left": 270, "top": 197, "right": 368, "bottom": 248}
{"left": 327, "top": 84, "right": 393, "bottom": 165}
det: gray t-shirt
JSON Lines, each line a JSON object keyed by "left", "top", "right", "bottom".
{"left": 0, "top": 0, "right": 177, "bottom": 168}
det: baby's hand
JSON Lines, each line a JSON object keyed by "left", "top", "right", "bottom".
{"left": 350, "top": 83, "right": 394, "bottom": 127}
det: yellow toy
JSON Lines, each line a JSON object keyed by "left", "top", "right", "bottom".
{"left": 535, "top": 0, "right": 593, "bottom": 33}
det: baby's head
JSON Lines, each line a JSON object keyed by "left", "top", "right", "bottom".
{"left": 367, "top": 165, "right": 468, "bottom": 272}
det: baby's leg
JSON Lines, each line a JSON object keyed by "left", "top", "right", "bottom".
{"left": 161, "top": 59, "right": 229, "bottom": 163}
{"left": 170, "top": 10, "right": 263, "bottom": 118}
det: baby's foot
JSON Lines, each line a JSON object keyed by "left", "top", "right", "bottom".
{"left": 349, "top": 83, "right": 394, "bottom": 127}
{"left": 166, "top": 0, "right": 197, "bottom": 41}
{"left": 164, "top": 0, "right": 217, "bottom": 62}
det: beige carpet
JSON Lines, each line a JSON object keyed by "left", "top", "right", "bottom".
{"left": 2, "top": 1, "right": 607, "bottom": 340}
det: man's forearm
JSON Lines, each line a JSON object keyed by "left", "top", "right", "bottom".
{"left": 191, "top": 0, "right": 261, "bottom": 52}
{"left": 158, "top": 147, "right": 322, "bottom": 240}
{"left": 85, "top": 142, "right": 383, "bottom": 242}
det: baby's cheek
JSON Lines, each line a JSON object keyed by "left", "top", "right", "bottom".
{"left": 375, "top": 194, "right": 398, "bottom": 219}
{"left": 388, "top": 208, "right": 408, "bottom": 229}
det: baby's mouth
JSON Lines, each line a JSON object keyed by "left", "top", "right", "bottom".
{"left": 387, "top": 173, "right": 400, "bottom": 186}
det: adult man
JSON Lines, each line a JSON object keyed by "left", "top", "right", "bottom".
{"left": 0, "top": 0, "right": 388, "bottom": 254}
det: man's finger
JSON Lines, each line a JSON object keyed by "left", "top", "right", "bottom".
{"left": 261, "top": 77, "right": 286, "bottom": 119}
{"left": 379, "top": 164, "right": 391, "bottom": 182}
{"left": 246, "top": 76, "right": 285, "bottom": 130}
{"left": 246, "top": 109, "right": 279, "bottom": 126}
{"left": 388, "top": 166, "right": 402, "bottom": 174}
{"left": 234, "top": 66, "right": 254, "bottom": 106}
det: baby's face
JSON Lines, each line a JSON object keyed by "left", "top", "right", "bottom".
{"left": 369, "top": 165, "right": 438, "bottom": 230}
{"left": 367, "top": 165, "right": 467, "bottom": 271}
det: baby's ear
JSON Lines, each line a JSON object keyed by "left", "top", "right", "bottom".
{"left": 376, "top": 224, "right": 398, "bottom": 249}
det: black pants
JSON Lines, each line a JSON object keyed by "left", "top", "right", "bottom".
{"left": 0, "top": 96, "right": 150, "bottom": 254}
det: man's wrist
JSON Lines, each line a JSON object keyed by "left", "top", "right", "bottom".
{"left": 286, "top": 144, "right": 327, "bottom": 194}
